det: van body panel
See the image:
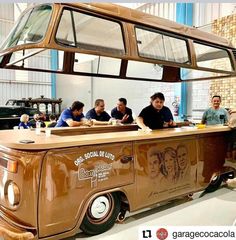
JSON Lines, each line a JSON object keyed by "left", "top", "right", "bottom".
{"left": 134, "top": 136, "right": 197, "bottom": 209}
{"left": 197, "top": 132, "right": 228, "bottom": 185}
{"left": 0, "top": 127, "right": 234, "bottom": 239}
{"left": 38, "top": 143, "right": 134, "bottom": 237}
{"left": 0, "top": 148, "right": 45, "bottom": 225}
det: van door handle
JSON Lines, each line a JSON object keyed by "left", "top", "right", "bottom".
{"left": 120, "top": 156, "right": 133, "bottom": 164}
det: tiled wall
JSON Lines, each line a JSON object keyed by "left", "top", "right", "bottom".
{"left": 191, "top": 81, "right": 210, "bottom": 120}
{"left": 210, "top": 14, "right": 236, "bottom": 109}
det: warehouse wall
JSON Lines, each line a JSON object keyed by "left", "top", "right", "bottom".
{"left": 56, "top": 74, "right": 92, "bottom": 113}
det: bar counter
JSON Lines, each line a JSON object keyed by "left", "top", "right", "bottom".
{"left": 0, "top": 125, "right": 231, "bottom": 150}
{"left": 0, "top": 124, "right": 234, "bottom": 240}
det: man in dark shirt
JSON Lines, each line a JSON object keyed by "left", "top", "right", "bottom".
{"left": 86, "top": 99, "right": 111, "bottom": 125}
{"left": 111, "top": 98, "right": 134, "bottom": 124}
{"left": 47, "top": 114, "right": 57, "bottom": 128}
{"left": 137, "top": 92, "right": 176, "bottom": 131}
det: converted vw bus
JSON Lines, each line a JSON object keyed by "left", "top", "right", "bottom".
{"left": 0, "top": 3, "right": 236, "bottom": 240}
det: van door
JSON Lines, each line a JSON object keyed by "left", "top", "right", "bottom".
{"left": 38, "top": 142, "right": 134, "bottom": 238}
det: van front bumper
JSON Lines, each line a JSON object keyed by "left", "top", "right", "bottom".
{"left": 0, "top": 215, "right": 35, "bottom": 240}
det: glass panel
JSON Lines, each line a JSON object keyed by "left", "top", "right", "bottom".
{"left": 180, "top": 68, "right": 229, "bottom": 81}
{"left": 55, "top": 10, "right": 75, "bottom": 46}
{"left": 136, "top": 27, "right": 189, "bottom": 64}
{"left": 9, "top": 48, "right": 51, "bottom": 70}
{"left": 73, "top": 53, "right": 121, "bottom": 75}
{"left": 194, "top": 42, "right": 233, "bottom": 72}
{"left": 5, "top": 100, "right": 15, "bottom": 106}
{"left": 56, "top": 9, "right": 125, "bottom": 55}
{"left": 0, "top": 5, "right": 52, "bottom": 50}
{"left": 127, "top": 61, "right": 163, "bottom": 80}
{"left": 97, "top": 56, "right": 121, "bottom": 75}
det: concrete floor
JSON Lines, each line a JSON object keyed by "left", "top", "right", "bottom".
{"left": 65, "top": 186, "right": 236, "bottom": 240}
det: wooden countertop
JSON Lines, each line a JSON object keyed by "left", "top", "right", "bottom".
{"left": 0, "top": 125, "right": 231, "bottom": 150}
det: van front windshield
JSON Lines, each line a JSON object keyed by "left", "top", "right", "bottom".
{"left": 0, "top": 4, "right": 52, "bottom": 51}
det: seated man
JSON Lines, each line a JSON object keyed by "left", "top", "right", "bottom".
{"left": 201, "top": 95, "right": 229, "bottom": 125}
{"left": 85, "top": 99, "right": 111, "bottom": 125}
{"left": 47, "top": 114, "right": 57, "bottom": 128}
{"left": 29, "top": 113, "right": 46, "bottom": 128}
{"left": 56, "top": 101, "right": 92, "bottom": 127}
{"left": 111, "top": 97, "right": 134, "bottom": 124}
{"left": 136, "top": 92, "right": 176, "bottom": 131}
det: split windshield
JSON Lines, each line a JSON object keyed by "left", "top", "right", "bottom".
{"left": 0, "top": 4, "right": 52, "bottom": 51}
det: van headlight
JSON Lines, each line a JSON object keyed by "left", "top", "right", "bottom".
{"left": 7, "top": 182, "right": 20, "bottom": 206}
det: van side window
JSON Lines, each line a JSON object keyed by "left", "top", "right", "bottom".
{"left": 135, "top": 27, "right": 189, "bottom": 64}
{"left": 56, "top": 9, "right": 125, "bottom": 55}
{"left": 194, "top": 42, "right": 233, "bottom": 71}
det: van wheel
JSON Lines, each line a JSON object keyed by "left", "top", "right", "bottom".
{"left": 205, "top": 175, "right": 222, "bottom": 193}
{"left": 80, "top": 192, "right": 121, "bottom": 235}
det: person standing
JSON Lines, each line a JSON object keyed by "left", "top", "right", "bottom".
{"left": 56, "top": 101, "right": 92, "bottom": 127}
{"left": 85, "top": 99, "right": 111, "bottom": 125}
{"left": 136, "top": 92, "right": 176, "bottom": 131}
{"left": 111, "top": 98, "right": 134, "bottom": 124}
{"left": 201, "top": 95, "right": 229, "bottom": 125}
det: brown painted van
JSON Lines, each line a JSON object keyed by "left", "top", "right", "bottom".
{"left": 0, "top": 2, "right": 236, "bottom": 240}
